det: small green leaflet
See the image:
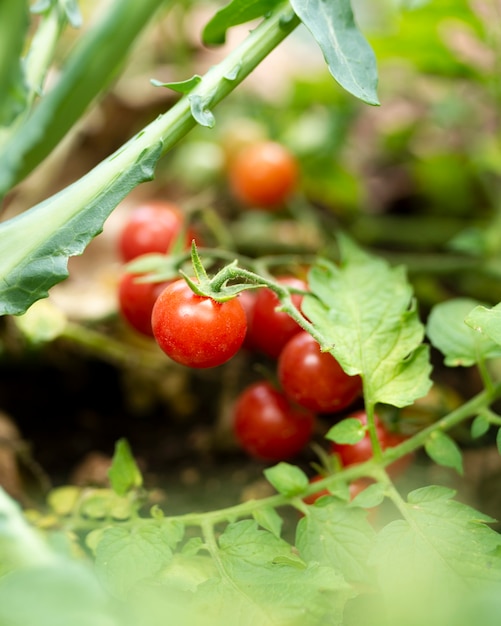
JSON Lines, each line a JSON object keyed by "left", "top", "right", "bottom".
{"left": 289, "top": 0, "right": 379, "bottom": 105}
{"left": 108, "top": 438, "right": 143, "bottom": 496}
{"left": 302, "top": 233, "right": 432, "bottom": 409}
{"left": 424, "top": 431, "right": 463, "bottom": 475}
{"left": 252, "top": 506, "right": 283, "bottom": 538}
{"left": 202, "top": 0, "right": 280, "bottom": 45}
{"left": 427, "top": 298, "right": 501, "bottom": 367}
{"left": 326, "top": 417, "right": 366, "bottom": 444}
{"left": 263, "top": 462, "right": 309, "bottom": 497}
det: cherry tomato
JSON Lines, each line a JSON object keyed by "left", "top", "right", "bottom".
{"left": 331, "top": 410, "right": 413, "bottom": 478}
{"left": 118, "top": 200, "right": 196, "bottom": 262}
{"left": 233, "top": 380, "right": 315, "bottom": 461}
{"left": 247, "top": 276, "right": 308, "bottom": 359}
{"left": 228, "top": 140, "right": 299, "bottom": 209}
{"left": 117, "top": 272, "right": 169, "bottom": 337}
{"left": 238, "top": 289, "right": 258, "bottom": 351}
{"left": 151, "top": 278, "right": 247, "bottom": 368}
{"left": 278, "top": 331, "right": 362, "bottom": 413}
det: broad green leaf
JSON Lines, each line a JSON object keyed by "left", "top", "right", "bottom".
{"left": 202, "top": 0, "right": 280, "bottom": 45}
{"left": 302, "top": 234, "right": 432, "bottom": 409}
{"left": 465, "top": 302, "right": 501, "bottom": 349}
{"left": 0, "top": 0, "right": 29, "bottom": 127}
{"left": 192, "top": 520, "right": 352, "bottom": 625}
{"left": 290, "top": 0, "right": 379, "bottom": 105}
{"left": 264, "top": 462, "right": 309, "bottom": 497}
{"left": 427, "top": 299, "right": 501, "bottom": 366}
{"left": 326, "top": 417, "right": 366, "bottom": 444}
{"left": 369, "top": 486, "right": 501, "bottom": 622}
{"left": 94, "top": 523, "right": 183, "bottom": 597}
{"left": 108, "top": 439, "right": 143, "bottom": 496}
{"left": 296, "top": 500, "right": 375, "bottom": 583}
{"left": 0, "top": 142, "right": 162, "bottom": 316}
{"left": 424, "top": 431, "right": 463, "bottom": 474}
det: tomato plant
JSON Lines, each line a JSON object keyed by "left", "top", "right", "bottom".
{"left": 247, "top": 276, "right": 308, "bottom": 359}
{"left": 118, "top": 200, "right": 196, "bottom": 262}
{"left": 228, "top": 140, "right": 299, "bottom": 209}
{"left": 232, "top": 380, "right": 315, "bottom": 461}
{"left": 117, "top": 272, "right": 170, "bottom": 337}
{"left": 331, "top": 410, "right": 413, "bottom": 478}
{"left": 278, "top": 330, "right": 363, "bottom": 413}
{"left": 151, "top": 277, "right": 247, "bottom": 368}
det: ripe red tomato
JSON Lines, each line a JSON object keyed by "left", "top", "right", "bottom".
{"left": 331, "top": 410, "right": 413, "bottom": 478}
{"left": 233, "top": 380, "right": 315, "bottom": 461}
{"left": 247, "top": 276, "right": 308, "bottom": 359}
{"left": 228, "top": 140, "right": 299, "bottom": 209}
{"left": 118, "top": 200, "right": 196, "bottom": 262}
{"left": 237, "top": 289, "right": 258, "bottom": 350}
{"left": 278, "top": 331, "right": 362, "bottom": 413}
{"left": 151, "top": 278, "right": 247, "bottom": 368}
{"left": 117, "top": 272, "right": 169, "bottom": 337}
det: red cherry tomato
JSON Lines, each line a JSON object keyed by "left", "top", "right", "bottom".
{"left": 117, "top": 272, "right": 169, "bottom": 337}
{"left": 278, "top": 331, "right": 362, "bottom": 413}
{"left": 233, "top": 380, "right": 315, "bottom": 461}
{"left": 331, "top": 410, "right": 413, "bottom": 478}
{"left": 247, "top": 276, "right": 308, "bottom": 359}
{"left": 151, "top": 278, "right": 247, "bottom": 368}
{"left": 238, "top": 289, "right": 258, "bottom": 351}
{"left": 228, "top": 141, "right": 299, "bottom": 209}
{"left": 118, "top": 200, "right": 196, "bottom": 262}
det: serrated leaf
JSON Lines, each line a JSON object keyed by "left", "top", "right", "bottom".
{"left": 289, "top": 0, "right": 379, "bottom": 105}
{"left": 296, "top": 500, "right": 375, "bottom": 583}
{"left": 369, "top": 485, "right": 501, "bottom": 620}
{"left": 94, "top": 523, "right": 183, "bottom": 597}
{"left": 252, "top": 506, "right": 283, "bottom": 538}
{"left": 192, "top": 520, "right": 352, "bottom": 625}
{"left": 0, "top": 143, "right": 162, "bottom": 316}
{"left": 424, "top": 431, "right": 463, "bottom": 474}
{"left": 202, "top": 0, "right": 280, "bottom": 45}
{"left": 264, "top": 462, "right": 309, "bottom": 497}
{"left": 108, "top": 439, "right": 143, "bottom": 496}
{"left": 427, "top": 299, "right": 501, "bottom": 366}
{"left": 302, "top": 234, "right": 432, "bottom": 409}
{"left": 326, "top": 417, "right": 366, "bottom": 444}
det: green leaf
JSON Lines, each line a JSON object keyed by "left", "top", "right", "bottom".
{"left": 471, "top": 414, "right": 490, "bottom": 439}
{"left": 496, "top": 428, "right": 501, "bottom": 455}
{"left": 252, "top": 506, "right": 283, "bottom": 538}
{"left": 289, "top": 0, "right": 379, "bottom": 105}
{"left": 0, "top": 142, "right": 162, "bottom": 316}
{"left": 326, "top": 417, "right": 366, "bottom": 444}
{"left": 302, "top": 234, "right": 433, "bottom": 409}
{"left": 94, "top": 523, "right": 183, "bottom": 597}
{"left": 108, "top": 439, "right": 143, "bottom": 496}
{"left": 151, "top": 75, "right": 202, "bottom": 93}
{"left": 188, "top": 94, "right": 216, "bottom": 128}
{"left": 193, "top": 520, "right": 352, "bottom": 625}
{"left": 202, "top": 0, "right": 280, "bottom": 45}
{"left": 368, "top": 486, "right": 501, "bottom": 622}
{"left": 424, "top": 431, "right": 463, "bottom": 474}
{"left": 264, "top": 462, "right": 309, "bottom": 497}
{"left": 350, "top": 481, "right": 386, "bottom": 509}
{"left": 465, "top": 302, "right": 501, "bottom": 350}
{"left": 427, "top": 299, "right": 501, "bottom": 366}
{"left": 0, "top": 0, "right": 29, "bottom": 127}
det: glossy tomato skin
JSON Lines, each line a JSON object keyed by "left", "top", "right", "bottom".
{"left": 233, "top": 380, "right": 315, "bottom": 461}
{"left": 151, "top": 279, "right": 247, "bottom": 368}
{"left": 118, "top": 272, "right": 169, "bottom": 337}
{"left": 248, "top": 277, "right": 308, "bottom": 359}
{"left": 278, "top": 331, "right": 362, "bottom": 413}
{"left": 331, "top": 410, "right": 413, "bottom": 478}
{"left": 118, "top": 201, "right": 196, "bottom": 262}
{"left": 228, "top": 141, "right": 299, "bottom": 209}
